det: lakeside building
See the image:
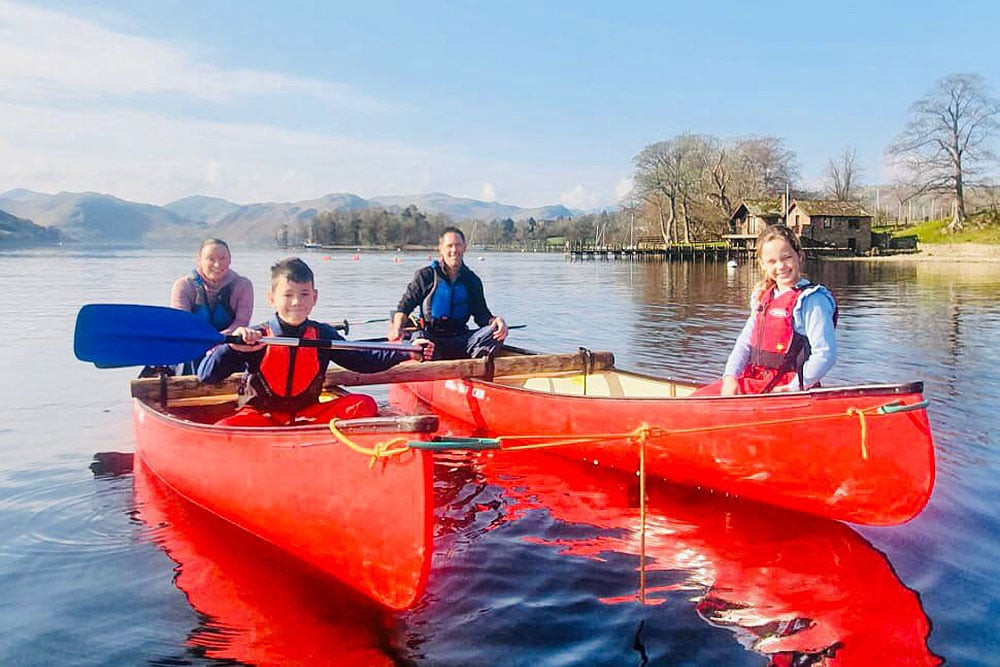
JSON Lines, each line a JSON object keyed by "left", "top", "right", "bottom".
{"left": 726, "top": 197, "right": 873, "bottom": 254}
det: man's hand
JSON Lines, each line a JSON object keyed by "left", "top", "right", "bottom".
{"left": 387, "top": 312, "right": 406, "bottom": 342}
{"left": 720, "top": 375, "right": 740, "bottom": 396}
{"left": 490, "top": 316, "right": 509, "bottom": 341}
{"left": 409, "top": 337, "right": 435, "bottom": 361}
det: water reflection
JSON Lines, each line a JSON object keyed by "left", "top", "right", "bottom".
{"left": 477, "top": 450, "right": 941, "bottom": 666}
{"left": 131, "top": 458, "right": 401, "bottom": 666}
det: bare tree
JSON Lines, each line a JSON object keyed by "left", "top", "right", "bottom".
{"left": 632, "top": 134, "right": 718, "bottom": 244}
{"left": 734, "top": 135, "right": 800, "bottom": 196}
{"left": 888, "top": 73, "right": 1000, "bottom": 231}
{"left": 824, "top": 146, "right": 862, "bottom": 200}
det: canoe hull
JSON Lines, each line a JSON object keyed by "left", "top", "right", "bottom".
{"left": 404, "top": 370, "right": 935, "bottom": 526}
{"left": 133, "top": 398, "right": 435, "bottom": 609}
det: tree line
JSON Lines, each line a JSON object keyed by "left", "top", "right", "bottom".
{"left": 626, "top": 72, "right": 999, "bottom": 242}
{"left": 296, "top": 203, "right": 615, "bottom": 250}
{"left": 299, "top": 72, "right": 997, "bottom": 249}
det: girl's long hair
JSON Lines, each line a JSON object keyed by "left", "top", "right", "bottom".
{"left": 753, "top": 225, "right": 803, "bottom": 301}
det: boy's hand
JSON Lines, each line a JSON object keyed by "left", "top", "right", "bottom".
{"left": 720, "top": 375, "right": 740, "bottom": 396}
{"left": 229, "top": 326, "right": 265, "bottom": 352}
{"left": 409, "top": 337, "right": 435, "bottom": 361}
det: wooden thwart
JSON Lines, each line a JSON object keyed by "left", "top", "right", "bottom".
{"left": 130, "top": 350, "right": 616, "bottom": 402}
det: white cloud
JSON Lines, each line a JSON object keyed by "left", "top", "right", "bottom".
{"left": 0, "top": 2, "right": 626, "bottom": 209}
{"left": 0, "top": 1, "right": 390, "bottom": 111}
{"left": 559, "top": 184, "right": 599, "bottom": 210}
{"left": 614, "top": 177, "right": 635, "bottom": 202}
{"left": 0, "top": 101, "right": 434, "bottom": 203}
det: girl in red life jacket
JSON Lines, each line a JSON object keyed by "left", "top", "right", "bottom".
{"left": 695, "top": 225, "right": 838, "bottom": 396}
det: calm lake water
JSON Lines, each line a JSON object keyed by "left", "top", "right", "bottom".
{"left": 0, "top": 247, "right": 997, "bottom": 666}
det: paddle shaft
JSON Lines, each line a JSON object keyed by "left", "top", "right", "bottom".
{"left": 223, "top": 334, "right": 423, "bottom": 354}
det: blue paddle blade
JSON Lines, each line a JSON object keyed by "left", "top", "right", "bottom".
{"left": 74, "top": 304, "right": 225, "bottom": 368}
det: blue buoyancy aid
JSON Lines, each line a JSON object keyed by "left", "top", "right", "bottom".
{"left": 191, "top": 271, "right": 236, "bottom": 332}
{"left": 421, "top": 261, "right": 471, "bottom": 331}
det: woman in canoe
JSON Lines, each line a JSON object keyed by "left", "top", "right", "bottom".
{"left": 170, "top": 238, "right": 254, "bottom": 374}
{"left": 697, "top": 225, "right": 837, "bottom": 396}
{"left": 198, "top": 257, "right": 433, "bottom": 426}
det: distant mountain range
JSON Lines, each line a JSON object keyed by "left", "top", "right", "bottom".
{"left": 0, "top": 206, "right": 61, "bottom": 247}
{"left": 0, "top": 188, "right": 581, "bottom": 247}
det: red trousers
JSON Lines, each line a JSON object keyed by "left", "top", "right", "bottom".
{"left": 215, "top": 394, "right": 379, "bottom": 427}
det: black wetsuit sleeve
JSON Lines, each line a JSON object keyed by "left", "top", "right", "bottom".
{"left": 395, "top": 266, "right": 435, "bottom": 317}
{"left": 197, "top": 341, "right": 264, "bottom": 384}
{"left": 317, "top": 322, "right": 409, "bottom": 373}
{"left": 463, "top": 269, "right": 494, "bottom": 327}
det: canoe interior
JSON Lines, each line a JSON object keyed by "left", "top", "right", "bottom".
{"left": 493, "top": 368, "right": 700, "bottom": 398}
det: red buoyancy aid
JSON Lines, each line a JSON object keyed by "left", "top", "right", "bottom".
{"left": 741, "top": 285, "right": 811, "bottom": 394}
{"left": 247, "top": 323, "right": 325, "bottom": 413}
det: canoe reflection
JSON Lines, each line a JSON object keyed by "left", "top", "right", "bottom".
{"left": 132, "top": 458, "right": 400, "bottom": 666}
{"left": 476, "top": 450, "right": 941, "bottom": 666}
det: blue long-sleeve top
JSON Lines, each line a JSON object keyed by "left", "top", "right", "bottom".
{"left": 198, "top": 315, "right": 410, "bottom": 384}
{"left": 723, "top": 279, "right": 838, "bottom": 390}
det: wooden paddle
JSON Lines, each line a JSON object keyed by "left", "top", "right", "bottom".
{"left": 74, "top": 304, "right": 423, "bottom": 369}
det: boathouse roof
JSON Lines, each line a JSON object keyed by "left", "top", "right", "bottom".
{"left": 790, "top": 200, "right": 872, "bottom": 218}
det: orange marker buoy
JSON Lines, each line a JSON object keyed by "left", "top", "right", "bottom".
{"left": 322, "top": 255, "right": 331, "bottom": 261}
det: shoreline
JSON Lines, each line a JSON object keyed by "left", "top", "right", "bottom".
{"left": 824, "top": 243, "right": 1000, "bottom": 263}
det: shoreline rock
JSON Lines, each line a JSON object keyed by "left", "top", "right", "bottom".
{"left": 825, "top": 243, "right": 1000, "bottom": 263}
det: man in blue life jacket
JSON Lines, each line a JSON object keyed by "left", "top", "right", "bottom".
{"left": 388, "top": 227, "right": 508, "bottom": 359}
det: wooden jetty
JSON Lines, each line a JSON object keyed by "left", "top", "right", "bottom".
{"left": 568, "top": 238, "right": 750, "bottom": 262}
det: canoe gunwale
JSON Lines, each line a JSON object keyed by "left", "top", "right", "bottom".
{"left": 133, "top": 396, "right": 439, "bottom": 436}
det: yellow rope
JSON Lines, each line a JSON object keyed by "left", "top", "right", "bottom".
{"left": 489, "top": 403, "right": 888, "bottom": 455}
{"left": 846, "top": 407, "right": 869, "bottom": 460}
{"left": 325, "top": 399, "right": 887, "bottom": 468}
{"left": 637, "top": 422, "right": 647, "bottom": 605}
{"left": 328, "top": 420, "right": 411, "bottom": 469}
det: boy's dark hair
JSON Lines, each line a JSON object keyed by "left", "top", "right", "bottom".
{"left": 440, "top": 226, "right": 466, "bottom": 243}
{"left": 270, "top": 257, "right": 314, "bottom": 290}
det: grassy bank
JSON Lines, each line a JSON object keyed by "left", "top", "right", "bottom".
{"left": 898, "top": 211, "right": 1000, "bottom": 245}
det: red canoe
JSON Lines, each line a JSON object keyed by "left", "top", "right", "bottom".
{"left": 131, "top": 384, "right": 436, "bottom": 610}
{"left": 398, "top": 348, "right": 935, "bottom": 526}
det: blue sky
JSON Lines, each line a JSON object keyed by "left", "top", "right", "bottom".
{"left": 2, "top": 0, "right": 997, "bottom": 209}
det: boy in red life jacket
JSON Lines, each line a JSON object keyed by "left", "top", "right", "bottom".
{"left": 198, "top": 257, "right": 434, "bottom": 426}
{"left": 695, "top": 225, "right": 837, "bottom": 396}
